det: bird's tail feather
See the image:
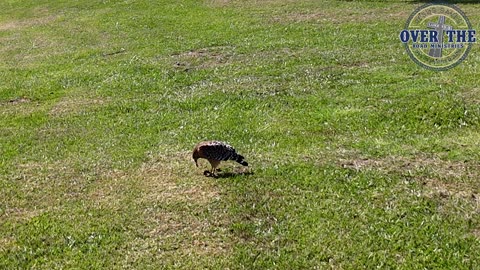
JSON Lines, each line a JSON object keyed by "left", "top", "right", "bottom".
{"left": 235, "top": 154, "right": 248, "bottom": 166}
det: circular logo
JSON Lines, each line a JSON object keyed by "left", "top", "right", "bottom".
{"left": 399, "top": 4, "right": 476, "bottom": 71}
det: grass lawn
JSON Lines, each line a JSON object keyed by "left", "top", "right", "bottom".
{"left": 1, "top": 0, "right": 480, "bottom": 268}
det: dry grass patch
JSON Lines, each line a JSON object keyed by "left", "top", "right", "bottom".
{"left": 0, "top": 97, "right": 43, "bottom": 117}
{"left": 0, "top": 236, "right": 15, "bottom": 248}
{"left": 138, "top": 151, "right": 222, "bottom": 205}
{"left": 0, "top": 14, "right": 57, "bottom": 31}
{"left": 460, "top": 87, "right": 480, "bottom": 104}
{"left": 206, "top": 0, "right": 304, "bottom": 7}
{"left": 272, "top": 5, "right": 409, "bottom": 24}
{"left": 49, "top": 95, "right": 109, "bottom": 117}
{"left": 9, "top": 159, "right": 125, "bottom": 217}
{"left": 472, "top": 228, "right": 480, "bottom": 239}
{"left": 423, "top": 177, "right": 479, "bottom": 202}
{"left": 171, "top": 46, "right": 236, "bottom": 71}
{"left": 1, "top": 207, "right": 46, "bottom": 224}
{"left": 0, "top": 160, "right": 81, "bottom": 247}
{"left": 87, "top": 168, "right": 131, "bottom": 209}
{"left": 339, "top": 155, "right": 479, "bottom": 179}
{"left": 6, "top": 97, "right": 31, "bottom": 104}
{"left": 124, "top": 151, "right": 232, "bottom": 263}
{"left": 340, "top": 154, "right": 480, "bottom": 201}
{"left": 14, "top": 160, "right": 88, "bottom": 201}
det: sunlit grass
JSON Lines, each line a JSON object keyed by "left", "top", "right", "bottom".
{"left": 1, "top": 0, "right": 479, "bottom": 268}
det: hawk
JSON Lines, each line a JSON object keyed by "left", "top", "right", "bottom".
{"left": 192, "top": 141, "right": 248, "bottom": 176}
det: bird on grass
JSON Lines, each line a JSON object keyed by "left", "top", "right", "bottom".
{"left": 192, "top": 141, "right": 248, "bottom": 177}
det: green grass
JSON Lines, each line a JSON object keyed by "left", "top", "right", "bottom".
{"left": 1, "top": 0, "right": 480, "bottom": 268}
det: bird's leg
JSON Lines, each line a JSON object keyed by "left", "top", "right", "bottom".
{"left": 211, "top": 166, "right": 218, "bottom": 176}
{"left": 209, "top": 160, "right": 221, "bottom": 177}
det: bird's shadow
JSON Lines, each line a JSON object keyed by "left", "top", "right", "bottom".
{"left": 203, "top": 170, "right": 254, "bottom": 179}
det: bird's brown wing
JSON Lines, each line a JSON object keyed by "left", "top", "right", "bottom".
{"left": 199, "top": 143, "right": 236, "bottom": 161}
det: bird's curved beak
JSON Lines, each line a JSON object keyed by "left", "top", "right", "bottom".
{"left": 195, "top": 159, "right": 198, "bottom": 167}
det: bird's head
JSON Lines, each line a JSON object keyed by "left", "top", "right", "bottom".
{"left": 192, "top": 150, "right": 199, "bottom": 167}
